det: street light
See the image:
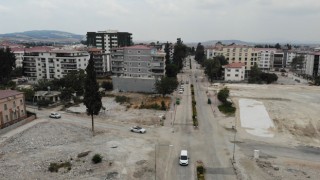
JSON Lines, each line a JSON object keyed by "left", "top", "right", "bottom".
{"left": 155, "top": 144, "right": 173, "bottom": 180}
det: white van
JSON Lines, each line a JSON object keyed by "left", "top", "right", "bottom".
{"left": 179, "top": 150, "right": 189, "bottom": 166}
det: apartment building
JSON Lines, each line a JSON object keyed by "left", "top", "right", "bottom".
{"left": 0, "top": 90, "right": 27, "bottom": 129}
{"left": 305, "top": 53, "right": 320, "bottom": 77}
{"left": 110, "top": 45, "right": 165, "bottom": 92}
{"left": 88, "top": 48, "right": 111, "bottom": 76}
{"left": 271, "top": 52, "right": 285, "bottom": 69}
{"left": 86, "top": 30, "right": 132, "bottom": 53}
{"left": 23, "top": 47, "right": 90, "bottom": 82}
{"left": 223, "top": 62, "right": 245, "bottom": 81}
{"left": 253, "top": 48, "right": 277, "bottom": 71}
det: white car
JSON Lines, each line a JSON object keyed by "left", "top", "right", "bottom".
{"left": 130, "top": 126, "right": 146, "bottom": 133}
{"left": 179, "top": 90, "right": 183, "bottom": 94}
{"left": 49, "top": 112, "right": 61, "bottom": 119}
{"left": 179, "top": 150, "right": 189, "bottom": 166}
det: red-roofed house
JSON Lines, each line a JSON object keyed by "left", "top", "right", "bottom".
{"left": 223, "top": 63, "right": 245, "bottom": 81}
{"left": 0, "top": 90, "right": 27, "bottom": 129}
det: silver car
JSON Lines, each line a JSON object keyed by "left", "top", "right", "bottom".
{"left": 49, "top": 112, "right": 61, "bottom": 119}
{"left": 130, "top": 126, "right": 146, "bottom": 133}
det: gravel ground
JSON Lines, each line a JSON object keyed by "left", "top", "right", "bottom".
{"left": 0, "top": 121, "right": 156, "bottom": 180}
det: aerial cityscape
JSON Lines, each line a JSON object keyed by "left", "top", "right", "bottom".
{"left": 0, "top": 0, "right": 320, "bottom": 180}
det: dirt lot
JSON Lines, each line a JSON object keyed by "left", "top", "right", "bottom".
{"left": 0, "top": 94, "right": 172, "bottom": 180}
{"left": 218, "top": 82, "right": 320, "bottom": 180}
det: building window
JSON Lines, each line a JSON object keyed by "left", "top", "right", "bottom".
{"left": 137, "top": 50, "right": 141, "bottom": 54}
{"left": 21, "top": 110, "right": 24, "bottom": 115}
{"left": 5, "top": 115, "right": 8, "bottom": 121}
{"left": 227, "top": 69, "right": 231, "bottom": 72}
{"left": 138, "top": 69, "right": 141, "bottom": 72}
{"left": 20, "top": 99, "right": 23, "bottom": 105}
{"left": 4, "top": 104, "right": 7, "bottom": 110}
{"left": 227, "top": 74, "right": 230, "bottom": 77}
{"left": 138, "top": 63, "right": 141, "bottom": 66}
{"left": 235, "top": 69, "right": 239, "bottom": 72}
{"left": 235, "top": 74, "right": 239, "bottom": 77}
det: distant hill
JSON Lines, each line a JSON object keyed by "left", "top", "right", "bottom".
{"left": 0, "top": 30, "right": 84, "bottom": 43}
{"left": 185, "top": 40, "right": 253, "bottom": 47}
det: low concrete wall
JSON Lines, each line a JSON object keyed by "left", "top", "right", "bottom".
{"left": 0, "top": 115, "right": 36, "bottom": 135}
{"left": 112, "top": 77, "right": 156, "bottom": 93}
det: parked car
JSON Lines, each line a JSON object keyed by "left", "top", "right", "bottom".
{"left": 179, "top": 90, "right": 183, "bottom": 94}
{"left": 179, "top": 150, "right": 189, "bottom": 166}
{"left": 49, "top": 112, "right": 61, "bottom": 119}
{"left": 130, "top": 126, "right": 146, "bottom": 133}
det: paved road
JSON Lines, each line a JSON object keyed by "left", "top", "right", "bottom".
{"left": 162, "top": 56, "right": 236, "bottom": 180}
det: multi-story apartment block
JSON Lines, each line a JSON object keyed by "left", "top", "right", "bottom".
{"left": 23, "top": 47, "right": 90, "bottom": 82}
{"left": 220, "top": 45, "right": 255, "bottom": 76}
{"left": 305, "top": 53, "right": 320, "bottom": 77}
{"left": 11, "top": 47, "right": 24, "bottom": 68}
{"left": 86, "top": 30, "right": 132, "bottom": 53}
{"left": 0, "top": 90, "right": 27, "bottom": 129}
{"left": 271, "top": 52, "right": 285, "bottom": 69}
{"left": 110, "top": 45, "right": 165, "bottom": 92}
{"left": 254, "top": 48, "right": 277, "bottom": 71}
{"left": 88, "top": 48, "right": 111, "bottom": 76}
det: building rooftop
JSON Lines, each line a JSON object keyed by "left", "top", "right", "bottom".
{"left": 124, "top": 45, "right": 152, "bottom": 50}
{"left": 0, "top": 90, "right": 23, "bottom": 99}
{"left": 224, "top": 62, "right": 245, "bottom": 68}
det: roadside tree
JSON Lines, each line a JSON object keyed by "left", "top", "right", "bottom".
{"left": 155, "top": 77, "right": 178, "bottom": 97}
{"left": 83, "top": 54, "right": 102, "bottom": 134}
{"left": 0, "top": 48, "right": 16, "bottom": 84}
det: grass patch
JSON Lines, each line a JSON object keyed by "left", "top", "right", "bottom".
{"left": 115, "top": 95, "right": 130, "bottom": 104}
{"left": 48, "top": 161, "right": 72, "bottom": 172}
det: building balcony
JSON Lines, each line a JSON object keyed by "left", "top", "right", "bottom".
{"left": 111, "top": 68, "right": 123, "bottom": 73}
{"left": 112, "top": 64, "right": 124, "bottom": 68}
{"left": 23, "top": 59, "right": 36, "bottom": 63}
{"left": 24, "top": 69, "right": 37, "bottom": 73}
{"left": 151, "top": 66, "right": 165, "bottom": 70}
{"left": 24, "top": 53, "right": 39, "bottom": 56}
{"left": 61, "top": 65, "right": 77, "bottom": 69}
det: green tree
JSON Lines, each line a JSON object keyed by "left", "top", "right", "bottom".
{"left": 204, "top": 59, "right": 220, "bottom": 82}
{"left": 165, "top": 64, "right": 178, "bottom": 78}
{"left": 248, "top": 63, "right": 262, "bottom": 83}
{"left": 291, "top": 55, "right": 304, "bottom": 73}
{"left": 18, "top": 88, "right": 35, "bottom": 102}
{"left": 275, "top": 43, "right": 281, "bottom": 49}
{"left": 11, "top": 67, "right": 23, "bottom": 78}
{"left": 195, "top": 43, "right": 205, "bottom": 65}
{"left": 83, "top": 54, "right": 102, "bottom": 134}
{"left": 0, "top": 47, "right": 16, "bottom": 84}
{"left": 155, "top": 77, "right": 178, "bottom": 97}
{"left": 173, "top": 38, "right": 187, "bottom": 71}
{"left": 60, "top": 87, "right": 74, "bottom": 103}
{"left": 217, "top": 87, "right": 229, "bottom": 104}
{"left": 164, "top": 42, "right": 170, "bottom": 65}
{"left": 101, "top": 81, "right": 113, "bottom": 91}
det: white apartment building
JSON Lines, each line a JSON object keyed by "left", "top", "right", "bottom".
{"left": 11, "top": 47, "right": 25, "bottom": 68}
{"left": 223, "top": 62, "right": 245, "bottom": 81}
{"left": 253, "top": 48, "right": 277, "bottom": 71}
{"left": 23, "top": 47, "right": 90, "bottom": 82}
{"left": 305, "top": 53, "right": 320, "bottom": 77}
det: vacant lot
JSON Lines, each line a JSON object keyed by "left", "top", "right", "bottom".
{"left": 0, "top": 94, "right": 173, "bottom": 180}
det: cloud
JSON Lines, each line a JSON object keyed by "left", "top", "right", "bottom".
{"left": 0, "top": 4, "right": 10, "bottom": 13}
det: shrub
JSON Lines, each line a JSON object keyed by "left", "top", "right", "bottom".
{"left": 48, "top": 161, "right": 71, "bottom": 172}
{"left": 37, "top": 99, "right": 52, "bottom": 107}
{"left": 115, "top": 96, "right": 130, "bottom": 104}
{"left": 192, "top": 100, "right": 196, "bottom": 105}
{"left": 92, "top": 154, "right": 103, "bottom": 164}
{"left": 161, "top": 100, "right": 166, "bottom": 110}
{"left": 218, "top": 103, "right": 236, "bottom": 115}
{"left": 101, "top": 81, "right": 113, "bottom": 91}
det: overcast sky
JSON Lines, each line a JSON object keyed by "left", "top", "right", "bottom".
{"left": 0, "top": 0, "right": 319, "bottom": 43}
